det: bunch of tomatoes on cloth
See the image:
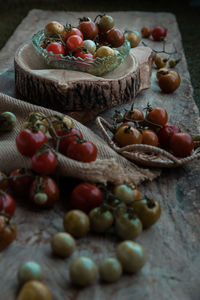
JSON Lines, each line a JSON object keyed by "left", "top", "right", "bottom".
{"left": 41, "top": 14, "right": 141, "bottom": 61}
{"left": 113, "top": 103, "right": 194, "bottom": 158}
{"left": 0, "top": 110, "right": 163, "bottom": 297}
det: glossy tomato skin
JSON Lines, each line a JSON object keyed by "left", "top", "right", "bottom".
{"left": 32, "top": 149, "right": 57, "bottom": 175}
{"left": 9, "top": 168, "right": 34, "bottom": 196}
{"left": 152, "top": 26, "right": 167, "bottom": 41}
{"left": 158, "top": 69, "right": 181, "bottom": 93}
{"left": 52, "top": 128, "right": 83, "bottom": 154}
{"left": 169, "top": 132, "right": 194, "bottom": 157}
{"left": 66, "top": 35, "right": 83, "bottom": 51}
{"left": 46, "top": 42, "right": 66, "bottom": 55}
{"left": 66, "top": 140, "right": 97, "bottom": 162}
{"left": 124, "top": 108, "right": 144, "bottom": 121}
{"left": 157, "top": 124, "right": 181, "bottom": 149}
{"left": 16, "top": 129, "right": 47, "bottom": 157}
{"left": 78, "top": 21, "right": 98, "bottom": 40}
{"left": 29, "top": 176, "right": 60, "bottom": 208}
{"left": 0, "top": 172, "right": 8, "bottom": 191}
{"left": 146, "top": 107, "right": 168, "bottom": 127}
{"left": 62, "top": 28, "right": 83, "bottom": 43}
{"left": 107, "top": 29, "right": 125, "bottom": 47}
{"left": 142, "top": 129, "right": 159, "bottom": 147}
{"left": 0, "top": 192, "right": 16, "bottom": 216}
{"left": 0, "top": 215, "right": 17, "bottom": 251}
{"left": 70, "top": 183, "right": 103, "bottom": 213}
{"left": 114, "top": 126, "right": 143, "bottom": 147}
{"left": 74, "top": 50, "right": 94, "bottom": 60}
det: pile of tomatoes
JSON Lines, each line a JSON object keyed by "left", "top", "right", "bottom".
{"left": 42, "top": 15, "right": 127, "bottom": 61}
{"left": 113, "top": 104, "right": 194, "bottom": 158}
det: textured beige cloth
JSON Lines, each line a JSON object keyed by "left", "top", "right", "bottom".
{"left": 0, "top": 92, "right": 159, "bottom": 185}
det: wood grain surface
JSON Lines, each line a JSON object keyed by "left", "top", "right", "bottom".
{"left": 0, "top": 9, "right": 200, "bottom": 300}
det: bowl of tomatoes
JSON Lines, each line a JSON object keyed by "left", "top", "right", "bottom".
{"left": 96, "top": 105, "right": 200, "bottom": 168}
{"left": 32, "top": 16, "right": 131, "bottom": 77}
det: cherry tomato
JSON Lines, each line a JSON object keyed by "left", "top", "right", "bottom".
{"left": 16, "top": 129, "right": 47, "bottom": 157}
{"left": 70, "top": 183, "right": 103, "bottom": 213}
{"left": 99, "top": 15, "right": 114, "bottom": 31}
{"left": 125, "top": 32, "right": 141, "bottom": 48}
{"left": 62, "top": 27, "right": 83, "bottom": 43}
{"left": 169, "top": 132, "right": 194, "bottom": 157}
{"left": 131, "top": 198, "right": 161, "bottom": 228}
{"left": 66, "top": 140, "right": 97, "bottom": 162}
{"left": 9, "top": 168, "right": 34, "bottom": 196}
{"left": 89, "top": 207, "right": 113, "bottom": 233}
{"left": 78, "top": 21, "right": 98, "bottom": 40}
{"left": 157, "top": 123, "right": 181, "bottom": 149}
{"left": 142, "top": 129, "right": 159, "bottom": 147}
{"left": 113, "top": 184, "right": 134, "bottom": 204}
{"left": 74, "top": 49, "right": 94, "bottom": 60}
{"left": 52, "top": 128, "right": 83, "bottom": 154}
{"left": 95, "top": 46, "right": 115, "bottom": 58}
{"left": 69, "top": 257, "right": 97, "bottom": 286}
{"left": 141, "top": 26, "right": 152, "bottom": 38}
{"left": 66, "top": 35, "right": 83, "bottom": 51}
{"left": 29, "top": 176, "right": 59, "bottom": 207}
{"left": 124, "top": 108, "right": 144, "bottom": 121}
{"left": 107, "top": 28, "right": 125, "bottom": 47}
{"left": 152, "top": 26, "right": 167, "bottom": 41}
{"left": 0, "top": 172, "right": 8, "bottom": 191}
{"left": 46, "top": 42, "right": 66, "bottom": 55}
{"left": 115, "top": 213, "right": 142, "bottom": 240}
{"left": 154, "top": 56, "right": 167, "bottom": 69}
{"left": 32, "top": 149, "right": 57, "bottom": 175}
{"left": 157, "top": 68, "right": 181, "bottom": 93}
{"left": 17, "top": 281, "right": 52, "bottom": 300}
{"left": 0, "top": 215, "right": 17, "bottom": 251}
{"left": 63, "top": 210, "right": 90, "bottom": 238}
{"left": 44, "top": 21, "right": 64, "bottom": 37}
{"left": 114, "top": 125, "right": 143, "bottom": 147}
{"left": 0, "top": 192, "right": 16, "bottom": 216}
{"left": 146, "top": 107, "right": 168, "bottom": 126}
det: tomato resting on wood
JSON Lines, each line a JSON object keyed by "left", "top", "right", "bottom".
{"left": 70, "top": 183, "right": 103, "bottom": 213}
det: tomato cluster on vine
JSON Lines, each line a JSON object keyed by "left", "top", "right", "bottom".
{"left": 112, "top": 104, "right": 194, "bottom": 158}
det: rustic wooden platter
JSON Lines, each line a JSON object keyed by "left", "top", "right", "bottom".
{"left": 0, "top": 9, "right": 200, "bottom": 300}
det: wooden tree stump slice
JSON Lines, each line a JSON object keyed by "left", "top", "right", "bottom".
{"left": 14, "top": 43, "right": 152, "bottom": 122}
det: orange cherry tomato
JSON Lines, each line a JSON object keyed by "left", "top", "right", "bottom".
{"left": 133, "top": 189, "right": 141, "bottom": 201}
{"left": 124, "top": 108, "right": 144, "bottom": 121}
{"left": 157, "top": 68, "right": 181, "bottom": 93}
{"left": 114, "top": 126, "right": 143, "bottom": 147}
{"left": 146, "top": 107, "right": 168, "bottom": 127}
{"left": 142, "top": 129, "right": 159, "bottom": 147}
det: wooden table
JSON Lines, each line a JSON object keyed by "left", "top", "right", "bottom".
{"left": 0, "top": 10, "right": 200, "bottom": 300}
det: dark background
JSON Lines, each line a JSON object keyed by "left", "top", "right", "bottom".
{"left": 0, "top": 0, "right": 199, "bottom": 109}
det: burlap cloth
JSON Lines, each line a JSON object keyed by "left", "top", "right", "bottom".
{"left": 0, "top": 92, "right": 159, "bottom": 185}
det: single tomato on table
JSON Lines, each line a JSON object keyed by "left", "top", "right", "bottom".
{"left": 151, "top": 26, "right": 167, "bottom": 41}
{"left": 70, "top": 183, "right": 103, "bottom": 213}
{"left": 16, "top": 129, "right": 47, "bottom": 157}
{"left": 157, "top": 68, "right": 181, "bottom": 93}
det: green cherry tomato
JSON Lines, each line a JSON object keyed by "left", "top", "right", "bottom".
{"left": 99, "top": 257, "right": 122, "bottom": 282}
{"left": 0, "top": 112, "right": 17, "bottom": 131}
{"left": 69, "top": 257, "right": 97, "bottom": 286}
{"left": 17, "top": 261, "right": 43, "bottom": 285}
{"left": 89, "top": 207, "right": 113, "bottom": 233}
{"left": 131, "top": 198, "right": 161, "bottom": 229}
{"left": 51, "top": 232, "right": 76, "bottom": 258}
{"left": 115, "top": 213, "right": 142, "bottom": 240}
{"left": 117, "top": 241, "right": 146, "bottom": 273}
{"left": 113, "top": 184, "right": 134, "bottom": 203}
{"left": 63, "top": 210, "right": 90, "bottom": 238}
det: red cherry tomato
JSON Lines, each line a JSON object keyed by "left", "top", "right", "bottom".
{"left": 74, "top": 49, "right": 94, "bottom": 60}
{"left": 9, "top": 168, "right": 34, "bottom": 196}
{"left": 46, "top": 42, "right": 66, "bottom": 55}
{"left": 16, "top": 129, "right": 47, "bottom": 157}
{"left": 107, "top": 29, "right": 125, "bottom": 47}
{"left": 146, "top": 107, "right": 168, "bottom": 127}
{"left": 169, "top": 132, "right": 194, "bottom": 157}
{"left": 0, "top": 172, "right": 8, "bottom": 191}
{"left": 32, "top": 149, "right": 57, "bottom": 175}
{"left": 70, "top": 183, "right": 103, "bottom": 213}
{"left": 157, "top": 124, "right": 181, "bottom": 149}
{"left": 0, "top": 192, "right": 16, "bottom": 216}
{"left": 78, "top": 21, "right": 98, "bottom": 40}
{"left": 66, "top": 35, "right": 83, "bottom": 51}
{"left": 66, "top": 140, "right": 97, "bottom": 162}
{"left": 152, "top": 26, "right": 167, "bottom": 41}
{"left": 62, "top": 28, "right": 83, "bottom": 43}
{"left": 52, "top": 128, "right": 83, "bottom": 154}
{"left": 29, "top": 176, "right": 60, "bottom": 208}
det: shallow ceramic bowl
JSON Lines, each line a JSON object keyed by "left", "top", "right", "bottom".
{"left": 32, "top": 30, "right": 131, "bottom": 76}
